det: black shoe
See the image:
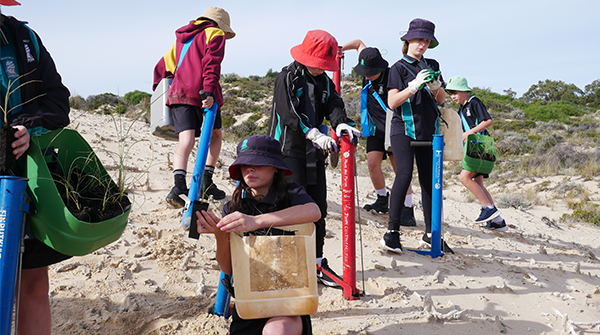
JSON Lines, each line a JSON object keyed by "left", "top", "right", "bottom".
{"left": 380, "top": 230, "right": 402, "bottom": 254}
{"left": 475, "top": 206, "right": 500, "bottom": 223}
{"left": 166, "top": 185, "right": 187, "bottom": 208}
{"left": 363, "top": 192, "right": 389, "bottom": 214}
{"left": 399, "top": 206, "right": 417, "bottom": 226}
{"left": 202, "top": 183, "right": 226, "bottom": 200}
{"left": 480, "top": 219, "right": 509, "bottom": 232}
{"left": 317, "top": 258, "right": 342, "bottom": 287}
{"left": 420, "top": 233, "right": 455, "bottom": 254}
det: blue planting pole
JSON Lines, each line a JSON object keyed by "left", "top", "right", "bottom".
{"left": 181, "top": 100, "right": 219, "bottom": 230}
{"left": 211, "top": 271, "right": 232, "bottom": 317}
{"left": 0, "top": 176, "right": 29, "bottom": 335}
{"left": 430, "top": 134, "right": 444, "bottom": 258}
{"left": 408, "top": 134, "right": 444, "bottom": 258}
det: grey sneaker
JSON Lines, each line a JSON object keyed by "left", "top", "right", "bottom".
{"left": 480, "top": 219, "right": 508, "bottom": 232}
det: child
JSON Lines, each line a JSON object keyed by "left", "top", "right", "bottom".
{"left": 341, "top": 39, "right": 417, "bottom": 226}
{"left": 268, "top": 30, "right": 360, "bottom": 286}
{"left": 384, "top": 18, "right": 454, "bottom": 253}
{"left": 1, "top": 1, "right": 72, "bottom": 334}
{"left": 153, "top": 7, "right": 235, "bottom": 208}
{"left": 196, "top": 135, "right": 320, "bottom": 335}
{"left": 446, "top": 76, "right": 508, "bottom": 231}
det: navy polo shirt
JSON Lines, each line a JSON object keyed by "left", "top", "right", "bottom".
{"left": 459, "top": 95, "right": 491, "bottom": 134}
{"left": 362, "top": 68, "right": 389, "bottom": 139}
{"left": 222, "top": 182, "right": 315, "bottom": 218}
{"left": 387, "top": 55, "right": 444, "bottom": 140}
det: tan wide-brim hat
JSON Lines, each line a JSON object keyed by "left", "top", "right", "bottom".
{"left": 199, "top": 7, "right": 236, "bottom": 40}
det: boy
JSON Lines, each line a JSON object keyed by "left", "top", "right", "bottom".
{"left": 446, "top": 76, "right": 507, "bottom": 231}
{"left": 268, "top": 30, "right": 360, "bottom": 286}
{"left": 153, "top": 7, "right": 235, "bottom": 208}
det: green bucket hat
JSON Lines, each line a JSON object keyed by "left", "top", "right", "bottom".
{"left": 445, "top": 76, "right": 471, "bottom": 92}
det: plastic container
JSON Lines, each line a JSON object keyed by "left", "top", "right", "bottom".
{"left": 462, "top": 134, "right": 496, "bottom": 174}
{"left": 150, "top": 78, "right": 178, "bottom": 141}
{"left": 230, "top": 223, "right": 318, "bottom": 319}
{"left": 439, "top": 108, "right": 463, "bottom": 161}
{"left": 26, "top": 129, "right": 131, "bottom": 256}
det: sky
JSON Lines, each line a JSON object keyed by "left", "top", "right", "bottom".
{"left": 5, "top": 0, "right": 600, "bottom": 99}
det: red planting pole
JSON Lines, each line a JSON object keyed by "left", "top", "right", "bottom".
{"left": 332, "top": 46, "right": 342, "bottom": 94}
{"left": 332, "top": 46, "right": 360, "bottom": 300}
{"left": 340, "top": 135, "right": 360, "bottom": 299}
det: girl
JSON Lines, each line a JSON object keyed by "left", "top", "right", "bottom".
{"left": 446, "top": 76, "right": 507, "bottom": 231}
{"left": 196, "top": 135, "right": 321, "bottom": 335}
{"left": 383, "top": 18, "right": 453, "bottom": 253}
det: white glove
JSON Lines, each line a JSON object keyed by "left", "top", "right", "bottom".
{"left": 306, "top": 128, "right": 338, "bottom": 153}
{"left": 427, "top": 78, "right": 441, "bottom": 91}
{"left": 335, "top": 123, "right": 361, "bottom": 142}
{"left": 408, "top": 69, "right": 431, "bottom": 94}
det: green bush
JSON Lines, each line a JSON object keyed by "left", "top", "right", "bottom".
{"left": 522, "top": 101, "right": 585, "bottom": 122}
{"left": 124, "top": 90, "right": 151, "bottom": 106}
{"left": 115, "top": 105, "right": 127, "bottom": 115}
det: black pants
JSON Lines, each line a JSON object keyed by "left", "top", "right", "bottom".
{"left": 283, "top": 156, "right": 327, "bottom": 259}
{"left": 389, "top": 133, "right": 433, "bottom": 233}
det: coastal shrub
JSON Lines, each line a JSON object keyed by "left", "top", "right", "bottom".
{"left": 221, "top": 114, "right": 235, "bottom": 129}
{"left": 495, "top": 193, "right": 533, "bottom": 209}
{"left": 537, "top": 133, "right": 563, "bottom": 150}
{"left": 560, "top": 201, "right": 600, "bottom": 226}
{"left": 495, "top": 132, "right": 530, "bottom": 155}
{"left": 115, "top": 105, "right": 127, "bottom": 115}
{"left": 123, "top": 90, "right": 151, "bottom": 106}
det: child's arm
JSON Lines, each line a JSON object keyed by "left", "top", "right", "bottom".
{"left": 217, "top": 203, "right": 321, "bottom": 233}
{"left": 196, "top": 210, "right": 232, "bottom": 274}
{"left": 463, "top": 119, "right": 493, "bottom": 142}
{"left": 341, "top": 39, "right": 366, "bottom": 54}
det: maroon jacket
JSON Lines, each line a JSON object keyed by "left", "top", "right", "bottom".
{"left": 153, "top": 20, "right": 225, "bottom": 108}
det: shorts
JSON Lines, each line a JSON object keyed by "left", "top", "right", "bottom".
{"left": 230, "top": 306, "right": 312, "bottom": 335}
{"left": 171, "top": 104, "right": 222, "bottom": 137}
{"left": 21, "top": 235, "right": 72, "bottom": 269}
{"left": 366, "top": 136, "right": 392, "bottom": 160}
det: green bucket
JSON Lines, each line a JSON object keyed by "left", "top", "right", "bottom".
{"left": 462, "top": 134, "right": 497, "bottom": 174}
{"left": 26, "top": 129, "right": 131, "bottom": 256}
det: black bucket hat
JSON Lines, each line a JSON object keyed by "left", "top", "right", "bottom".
{"left": 401, "top": 18, "right": 439, "bottom": 49}
{"left": 353, "top": 47, "right": 388, "bottom": 77}
{"left": 228, "top": 135, "right": 293, "bottom": 181}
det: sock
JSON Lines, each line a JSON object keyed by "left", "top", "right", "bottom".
{"left": 204, "top": 165, "right": 215, "bottom": 185}
{"left": 492, "top": 215, "right": 504, "bottom": 223}
{"left": 404, "top": 194, "right": 413, "bottom": 208}
{"left": 316, "top": 257, "right": 322, "bottom": 266}
{"left": 375, "top": 188, "right": 387, "bottom": 197}
{"left": 484, "top": 205, "right": 495, "bottom": 210}
{"left": 173, "top": 170, "right": 187, "bottom": 189}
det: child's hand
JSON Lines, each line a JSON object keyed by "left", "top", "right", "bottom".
{"left": 218, "top": 211, "right": 260, "bottom": 233}
{"left": 196, "top": 210, "right": 226, "bottom": 237}
{"left": 12, "top": 125, "right": 30, "bottom": 159}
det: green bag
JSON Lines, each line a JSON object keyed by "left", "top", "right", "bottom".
{"left": 26, "top": 129, "right": 131, "bottom": 256}
{"left": 462, "top": 134, "right": 497, "bottom": 174}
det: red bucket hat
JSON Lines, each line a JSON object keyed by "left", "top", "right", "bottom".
{"left": 0, "top": 0, "right": 21, "bottom": 5}
{"left": 290, "top": 30, "right": 339, "bottom": 72}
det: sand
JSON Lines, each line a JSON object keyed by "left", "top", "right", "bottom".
{"left": 38, "top": 110, "right": 600, "bottom": 334}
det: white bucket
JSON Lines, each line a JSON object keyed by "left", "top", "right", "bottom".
{"left": 230, "top": 223, "right": 318, "bottom": 319}
{"left": 439, "top": 108, "right": 463, "bottom": 161}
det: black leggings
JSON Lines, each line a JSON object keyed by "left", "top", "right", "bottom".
{"left": 389, "top": 133, "right": 433, "bottom": 233}
{"left": 282, "top": 156, "right": 328, "bottom": 258}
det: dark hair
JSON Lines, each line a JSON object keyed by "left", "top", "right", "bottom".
{"left": 228, "top": 169, "right": 288, "bottom": 214}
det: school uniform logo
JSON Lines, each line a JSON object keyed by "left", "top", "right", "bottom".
{"left": 5, "top": 60, "right": 18, "bottom": 79}
{"left": 24, "top": 43, "right": 35, "bottom": 63}
{"left": 465, "top": 107, "right": 471, "bottom": 117}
